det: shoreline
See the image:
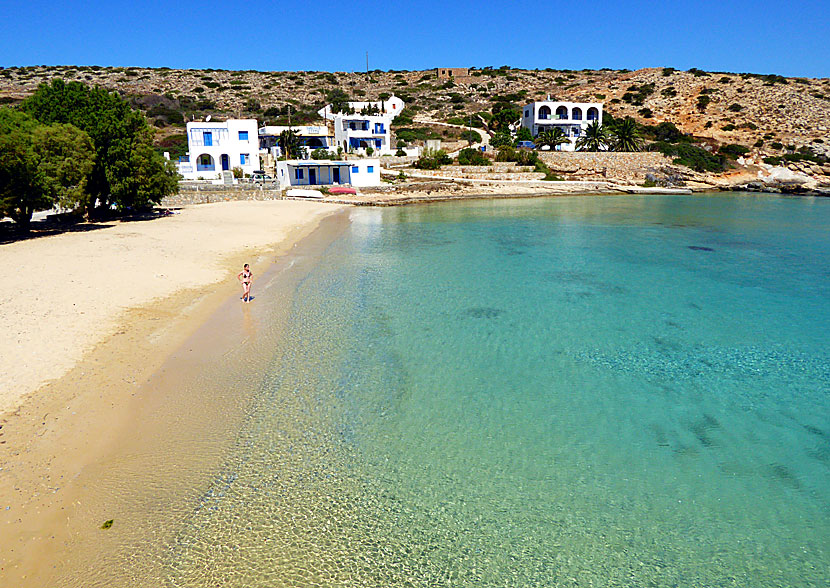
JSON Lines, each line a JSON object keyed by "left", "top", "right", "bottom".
{"left": 0, "top": 199, "right": 343, "bottom": 416}
{"left": 0, "top": 201, "right": 347, "bottom": 584}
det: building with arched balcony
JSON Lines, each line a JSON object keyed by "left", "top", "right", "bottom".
{"left": 177, "top": 119, "right": 260, "bottom": 181}
{"left": 520, "top": 100, "right": 604, "bottom": 151}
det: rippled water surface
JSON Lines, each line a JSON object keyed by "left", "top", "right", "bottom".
{"left": 167, "top": 194, "right": 829, "bottom": 587}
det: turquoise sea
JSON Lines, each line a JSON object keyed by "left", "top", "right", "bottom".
{"left": 167, "top": 194, "right": 829, "bottom": 587}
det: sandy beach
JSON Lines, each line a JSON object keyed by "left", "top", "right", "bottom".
{"left": 0, "top": 200, "right": 347, "bottom": 584}
{"left": 0, "top": 200, "right": 342, "bottom": 416}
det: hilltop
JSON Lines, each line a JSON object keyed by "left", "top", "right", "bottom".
{"left": 1, "top": 64, "right": 829, "bottom": 166}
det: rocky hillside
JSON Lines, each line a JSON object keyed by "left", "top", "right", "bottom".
{"left": 1, "top": 65, "right": 828, "bottom": 160}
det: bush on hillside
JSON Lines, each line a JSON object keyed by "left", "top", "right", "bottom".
{"left": 649, "top": 141, "right": 729, "bottom": 173}
{"left": 457, "top": 148, "right": 490, "bottom": 166}
{"left": 640, "top": 121, "right": 692, "bottom": 144}
{"left": 414, "top": 148, "right": 452, "bottom": 170}
{"left": 718, "top": 144, "right": 750, "bottom": 159}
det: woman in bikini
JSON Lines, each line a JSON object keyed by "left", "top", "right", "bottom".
{"left": 237, "top": 263, "right": 253, "bottom": 302}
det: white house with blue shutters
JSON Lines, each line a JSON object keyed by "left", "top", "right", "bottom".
{"left": 317, "top": 96, "right": 405, "bottom": 156}
{"left": 177, "top": 119, "right": 260, "bottom": 180}
{"left": 520, "top": 100, "right": 603, "bottom": 151}
{"left": 275, "top": 158, "right": 381, "bottom": 189}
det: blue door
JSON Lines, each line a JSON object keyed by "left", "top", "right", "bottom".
{"left": 309, "top": 168, "right": 317, "bottom": 185}
{"left": 203, "top": 131, "right": 212, "bottom": 146}
{"left": 221, "top": 154, "right": 230, "bottom": 171}
{"left": 332, "top": 167, "right": 340, "bottom": 184}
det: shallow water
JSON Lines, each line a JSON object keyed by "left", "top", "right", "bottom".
{"left": 166, "top": 194, "right": 829, "bottom": 587}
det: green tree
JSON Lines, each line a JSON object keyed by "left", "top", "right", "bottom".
{"left": 488, "top": 102, "right": 520, "bottom": 133}
{"left": 534, "top": 128, "right": 570, "bottom": 151}
{"left": 414, "top": 148, "right": 452, "bottom": 170}
{"left": 576, "top": 120, "right": 611, "bottom": 152}
{"left": 457, "top": 147, "right": 490, "bottom": 166}
{"left": 611, "top": 117, "right": 642, "bottom": 152}
{"left": 31, "top": 123, "right": 95, "bottom": 211}
{"left": 325, "top": 89, "right": 352, "bottom": 114}
{"left": 0, "top": 109, "right": 96, "bottom": 229}
{"left": 489, "top": 130, "right": 513, "bottom": 148}
{"left": 515, "top": 126, "right": 533, "bottom": 144}
{"left": 22, "top": 79, "right": 177, "bottom": 214}
{"left": 278, "top": 129, "right": 303, "bottom": 159}
{"left": 0, "top": 110, "right": 43, "bottom": 229}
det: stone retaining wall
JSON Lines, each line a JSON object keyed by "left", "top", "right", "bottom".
{"left": 381, "top": 155, "right": 419, "bottom": 167}
{"left": 422, "top": 170, "right": 547, "bottom": 181}
{"left": 162, "top": 183, "right": 282, "bottom": 206}
{"left": 538, "top": 152, "right": 672, "bottom": 181}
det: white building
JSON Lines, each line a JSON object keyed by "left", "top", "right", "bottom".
{"left": 520, "top": 100, "right": 603, "bottom": 151}
{"left": 258, "top": 124, "right": 335, "bottom": 157}
{"left": 317, "top": 96, "right": 406, "bottom": 156}
{"left": 177, "top": 119, "right": 260, "bottom": 180}
{"left": 317, "top": 95, "right": 405, "bottom": 121}
{"left": 275, "top": 159, "right": 381, "bottom": 189}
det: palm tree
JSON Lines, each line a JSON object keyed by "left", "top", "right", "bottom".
{"left": 534, "top": 128, "right": 570, "bottom": 151}
{"left": 611, "top": 117, "right": 642, "bottom": 152}
{"left": 575, "top": 121, "right": 611, "bottom": 152}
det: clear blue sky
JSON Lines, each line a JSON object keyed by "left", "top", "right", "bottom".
{"left": 1, "top": 0, "right": 828, "bottom": 77}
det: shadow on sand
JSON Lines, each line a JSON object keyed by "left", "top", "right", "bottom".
{"left": 0, "top": 208, "right": 181, "bottom": 245}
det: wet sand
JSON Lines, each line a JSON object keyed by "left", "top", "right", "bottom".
{"left": 0, "top": 203, "right": 349, "bottom": 585}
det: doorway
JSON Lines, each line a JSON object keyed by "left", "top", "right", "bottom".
{"left": 221, "top": 154, "right": 230, "bottom": 171}
{"left": 332, "top": 167, "right": 340, "bottom": 184}
{"left": 309, "top": 168, "right": 317, "bottom": 185}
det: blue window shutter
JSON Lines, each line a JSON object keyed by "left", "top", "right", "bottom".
{"left": 240, "top": 154, "right": 245, "bottom": 165}
{"left": 367, "top": 166, "right": 374, "bottom": 173}
{"left": 203, "top": 132, "right": 212, "bottom": 146}
{"left": 239, "top": 131, "right": 248, "bottom": 141}
{"left": 351, "top": 166, "right": 359, "bottom": 173}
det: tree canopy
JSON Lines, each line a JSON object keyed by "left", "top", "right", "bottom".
{"left": 22, "top": 79, "right": 177, "bottom": 214}
{"left": 0, "top": 109, "right": 95, "bottom": 229}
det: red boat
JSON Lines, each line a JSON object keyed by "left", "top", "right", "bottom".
{"left": 328, "top": 187, "right": 357, "bottom": 195}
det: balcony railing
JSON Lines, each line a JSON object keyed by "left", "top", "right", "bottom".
{"left": 196, "top": 163, "right": 215, "bottom": 172}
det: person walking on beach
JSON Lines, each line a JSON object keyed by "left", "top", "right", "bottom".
{"left": 238, "top": 263, "right": 253, "bottom": 303}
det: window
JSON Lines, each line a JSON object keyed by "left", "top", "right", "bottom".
{"left": 240, "top": 153, "right": 249, "bottom": 165}
{"left": 238, "top": 131, "right": 249, "bottom": 141}
{"left": 197, "top": 154, "right": 214, "bottom": 170}
{"left": 295, "top": 168, "right": 304, "bottom": 180}
{"left": 375, "top": 139, "right": 381, "bottom": 148}
{"left": 203, "top": 131, "right": 213, "bottom": 146}
{"left": 351, "top": 166, "right": 359, "bottom": 173}
{"left": 367, "top": 166, "right": 374, "bottom": 173}
{"left": 525, "top": 110, "right": 529, "bottom": 118}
